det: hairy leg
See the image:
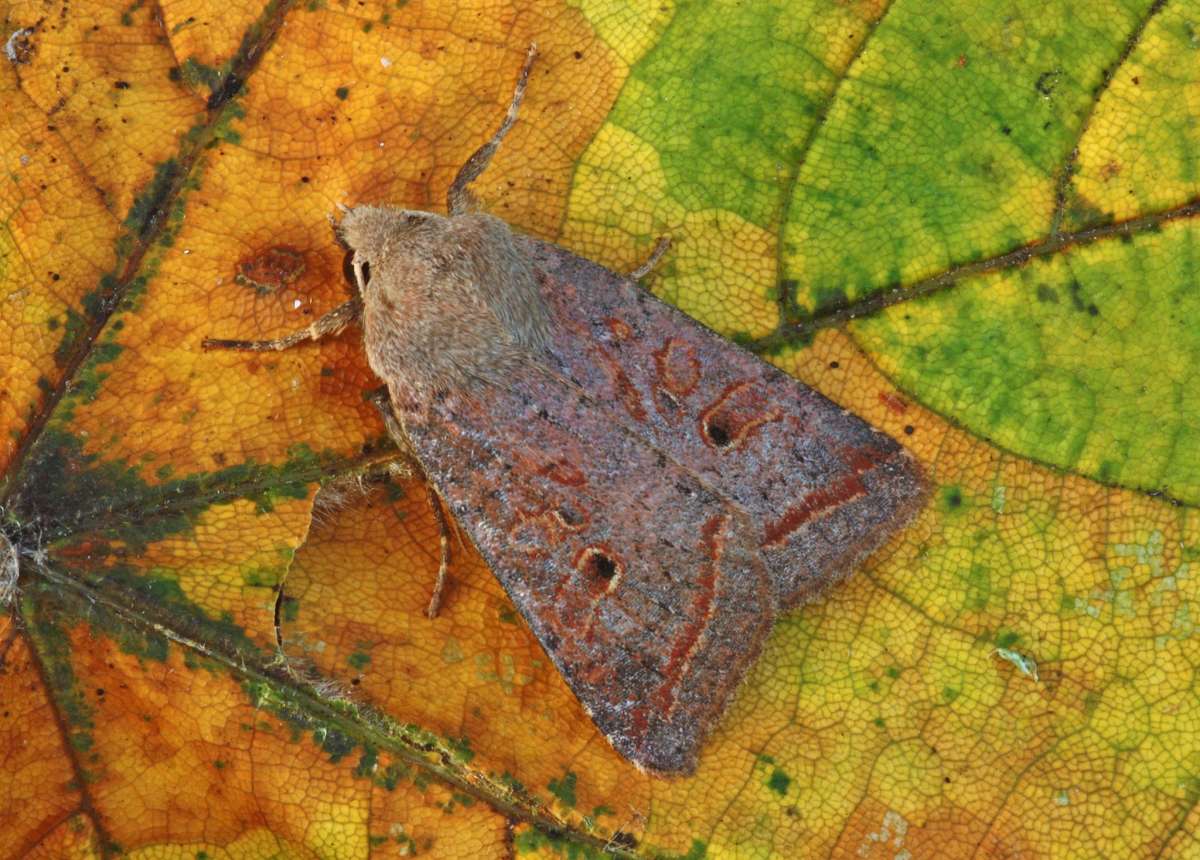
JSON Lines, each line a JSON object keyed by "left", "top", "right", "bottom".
{"left": 202, "top": 298, "right": 361, "bottom": 352}
{"left": 628, "top": 237, "right": 672, "bottom": 281}
{"left": 369, "top": 391, "right": 454, "bottom": 619}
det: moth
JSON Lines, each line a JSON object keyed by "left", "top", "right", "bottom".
{"left": 205, "top": 46, "right": 926, "bottom": 775}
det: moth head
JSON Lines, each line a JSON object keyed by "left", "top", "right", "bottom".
{"left": 336, "top": 204, "right": 438, "bottom": 293}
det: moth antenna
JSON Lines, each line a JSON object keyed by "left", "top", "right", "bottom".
{"left": 627, "top": 236, "right": 672, "bottom": 281}
{"left": 446, "top": 43, "right": 538, "bottom": 215}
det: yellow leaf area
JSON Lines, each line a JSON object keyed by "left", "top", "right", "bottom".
{"left": 1, "top": 0, "right": 1197, "bottom": 859}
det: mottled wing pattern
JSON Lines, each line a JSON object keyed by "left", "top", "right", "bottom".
{"left": 520, "top": 239, "right": 927, "bottom": 609}
{"left": 396, "top": 370, "right": 777, "bottom": 775}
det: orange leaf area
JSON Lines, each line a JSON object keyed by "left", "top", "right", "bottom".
{"left": 284, "top": 478, "right": 649, "bottom": 814}
{"left": 2, "top": 607, "right": 510, "bottom": 857}
{"left": 4, "top": 0, "right": 1198, "bottom": 856}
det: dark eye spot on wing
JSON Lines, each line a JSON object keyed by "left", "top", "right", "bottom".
{"left": 585, "top": 551, "right": 616, "bottom": 580}
{"left": 699, "top": 380, "right": 783, "bottom": 450}
{"left": 704, "top": 419, "right": 732, "bottom": 447}
{"left": 575, "top": 545, "right": 623, "bottom": 592}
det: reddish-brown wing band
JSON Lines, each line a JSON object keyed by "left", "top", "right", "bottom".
{"left": 396, "top": 242, "right": 925, "bottom": 775}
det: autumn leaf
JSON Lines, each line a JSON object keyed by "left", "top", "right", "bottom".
{"left": 2, "top": 0, "right": 1197, "bottom": 857}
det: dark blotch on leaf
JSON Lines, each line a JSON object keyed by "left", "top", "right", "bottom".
{"left": 1036, "top": 284, "right": 1059, "bottom": 304}
{"left": 1035, "top": 69, "right": 1061, "bottom": 97}
{"left": 207, "top": 73, "right": 244, "bottom": 111}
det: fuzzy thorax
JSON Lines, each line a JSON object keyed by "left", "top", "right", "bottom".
{"left": 339, "top": 205, "right": 551, "bottom": 405}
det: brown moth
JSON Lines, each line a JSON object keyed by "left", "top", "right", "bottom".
{"left": 206, "top": 46, "right": 926, "bottom": 775}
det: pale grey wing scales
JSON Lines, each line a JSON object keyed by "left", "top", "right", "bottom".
{"left": 520, "top": 238, "right": 927, "bottom": 609}
{"left": 393, "top": 367, "right": 776, "bottom": 775}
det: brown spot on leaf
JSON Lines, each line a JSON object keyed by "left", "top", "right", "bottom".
{"left": 235, "top": 245, "right": 307, "bottom": 295}
{"left": 5, "top": 27, "right": 37, "bottom": 66}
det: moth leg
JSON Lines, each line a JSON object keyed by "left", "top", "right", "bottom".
{"left": 202, "top": 298, "right": 361, "bottom": 352}
{"left": 446, "top": 43, "right": 538, "bottom": 216}
{"left": 627, "top": 236, "right": 672, "bottom": 281}
{"left": 368, "top": 390, "right": 456, "bottom": 619}
{"left": 424, "top": 489, "right": 453, "bottom": 619}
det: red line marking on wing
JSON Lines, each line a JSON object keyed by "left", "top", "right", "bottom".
{"left": 509, "top": 503, "right": 589, "bottom": 557}
{"left": 628, "top": 514, "right": 727, "bottom": 739}
{"left": 762, "top": 474, "right": 868, "bottom": 548}
{"left": 761, "top": 441, "right": 899, "bottom": 549}
{"left": 698, "top": 380, "right": 783, "bottom": 450}
{"left": 653, "top": 337, "right": 701, "bottom": 398}
{"left": 607, "top": 317, "right": 633, "bottom": 341}
{"left": 586, "top": 331, "right": 649, "bottom": 424}
{"left": 538, "top": 458, "right": 587, "bottom": 487}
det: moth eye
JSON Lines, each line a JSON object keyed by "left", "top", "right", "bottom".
{"left": 342, "top": 252, "right": 372, "bottom": 290}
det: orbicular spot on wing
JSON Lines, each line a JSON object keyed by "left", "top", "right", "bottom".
{"left": 574, "top": 544, "right": 624, "bottom": 596}
{"left": 606, "top": 317, "right": 634, "bottom": 342}
{"left": 605, "top": 358, "right": 648, "bottom": 424}
{"left": 652, "top": 337, "right": 701, "bottom": 418}
{"left": 549, "top": 543, "right": 624, "bottom": 633}
{"left": 508, "top": 502, "right": 590, "bottom": 556}
{"left": 699, "top": 380, "right": 783, "bottom": 450}
{"left": 537, "top": 457, "right": 587, "bottom": 487}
